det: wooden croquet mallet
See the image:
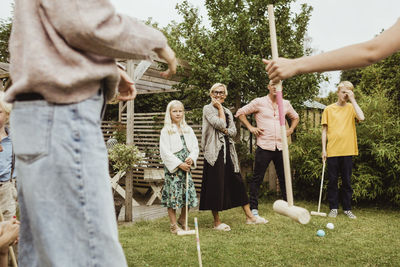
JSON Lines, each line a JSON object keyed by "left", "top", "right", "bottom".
{"left": 194, "top": 217, "right": 202, "bottom": 267}
{"left": 268, "top": 4, "right": 310, "bottom": 224}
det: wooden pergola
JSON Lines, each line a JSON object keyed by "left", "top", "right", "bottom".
{"left": 114, "top": 57, "right": 190, "bottom": 221}
{"left": 116, "top": 57, "right": 189, "bottom": 121}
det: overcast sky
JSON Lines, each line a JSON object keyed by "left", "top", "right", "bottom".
{"left": 1, "top": 0, "right": 399, "bottom": 96}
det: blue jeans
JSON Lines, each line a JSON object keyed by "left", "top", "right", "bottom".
{"left": 10, "top": 91, "right": 127, "bottom": 267}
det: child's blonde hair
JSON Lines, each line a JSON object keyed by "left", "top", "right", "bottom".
{"left": 163, "top": 100, "right": 189, "bottom": 134}
{"left": 337, "top": 81, "right": 354, "bottom": 91}
{"left": 0, "top": 91, "right": 12, "bottom": 116}
{"left": 209, "top": 83, "right": 228, "bottom": 96}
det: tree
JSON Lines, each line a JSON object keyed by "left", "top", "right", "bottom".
{"left": 340, "top": 68, "right": 363, "bottom": 88}
{"left": 315, "top": 90, "right": 336, "bottom": 106}
{"left": 158, "top": 0, "right": 322, "bottom": 132}
{"left": 0, "top": 17, "right": 12, "bottom": 63}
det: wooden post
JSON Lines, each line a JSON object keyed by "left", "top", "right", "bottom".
{"left": 118, "top": 102, "right": 123, "bottom": 122}
{"left": 125, "top": 60, "right": 135, "bottom": 221}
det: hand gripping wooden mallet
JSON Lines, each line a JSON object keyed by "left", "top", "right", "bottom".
{"left": 311, "top": 160, "right": 327, "bottom": 217}
{"left": 0, "top": 212, "right": 18, "bottom": 267}
{"left": 177, "top": 171, "right": 195, "bottom": 236}
{"left": 268, "top": 4, "right": 310, "bottom": 224}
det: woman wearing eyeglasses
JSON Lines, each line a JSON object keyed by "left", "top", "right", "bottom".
{"left": 199, "top": 83, "right": 267, "bottom": 231}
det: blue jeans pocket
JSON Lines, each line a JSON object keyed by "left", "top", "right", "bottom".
{"left": 10, "top": 101, "right": 53, "bottom": 164}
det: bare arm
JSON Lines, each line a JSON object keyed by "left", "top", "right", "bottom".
{"left": 321, "top": 125, "right": 327, "bottom": 162}
{"left": 264, "top": 18, "right": 400, "bottom": 82}
{"left": 346, "top": 90, "right": 365, "bottom": 121}
{"left": 286, "top": 117, "right": 299, "bottom": 137}
{"left": 238, "top": 114, "right": 264, "bottom": 137}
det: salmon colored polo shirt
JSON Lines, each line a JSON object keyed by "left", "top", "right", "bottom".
{"left": 235, "top": 95, "right": 299, "bottom": 151}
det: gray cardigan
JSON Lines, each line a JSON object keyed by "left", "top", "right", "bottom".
{"left": 201, "top": 103, "right": 240, "bottom": 173}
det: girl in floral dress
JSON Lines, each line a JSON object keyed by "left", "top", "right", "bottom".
{"left": 160, "top": 100, "right": 199, "bottom": 234}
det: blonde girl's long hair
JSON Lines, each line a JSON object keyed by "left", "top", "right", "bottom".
{"left": 163, "top": 100, "right": 189, "bottom": 134}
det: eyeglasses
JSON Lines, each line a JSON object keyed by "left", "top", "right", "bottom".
{"left": 212, "top": 90, "right": 226, "bottom": 96}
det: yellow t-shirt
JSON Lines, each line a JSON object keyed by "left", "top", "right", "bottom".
{"left": 321, "top": 103, "right": 358, "bottom": 157}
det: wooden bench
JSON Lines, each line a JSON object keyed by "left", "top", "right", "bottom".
{"left": 143, "top": 168, "right": 164, "bottom": 206}
{"left": 102, "top": 113, "right": 205, "bottom": 207}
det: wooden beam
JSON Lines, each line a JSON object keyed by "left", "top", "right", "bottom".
{"left": 125, "top": 60, "right": 135, "bottom": 222}
{"left": 140, "top": 74, "right": 178, "bottom": 86}
{"left": 136, "top": 79, "right": 175, "bottom": 90}
{"left": 138, "top": 89, "right": 179, "bottom": 95}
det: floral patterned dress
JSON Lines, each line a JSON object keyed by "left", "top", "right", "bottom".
{"left": 161, "top": 135, "right": 198, "bottom": 209}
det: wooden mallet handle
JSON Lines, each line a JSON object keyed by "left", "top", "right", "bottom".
{"left": 267, "top": 4, "right": 294, "bottom": 206}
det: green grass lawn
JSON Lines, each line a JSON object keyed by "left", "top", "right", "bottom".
{"left": 119, "top": 200, "right": 400, "bottom": 266}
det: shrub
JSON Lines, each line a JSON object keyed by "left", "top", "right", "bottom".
{"left": 291, "top": 90, "right": 400, "bottom": 206}
{"left": 108, "top": 143, "right": 143, "bottom": 172}
{"left": 290, "top": 127, "right": 324, "bottom": 200}
{"left": 113, "top": 123, "right": 127, "bottom": 144}
{"left": 352, "top": 90, "right": 400, "bottom": 205}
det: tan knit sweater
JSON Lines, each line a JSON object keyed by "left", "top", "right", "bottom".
{"left": 6, "top": 0, "right": 167, "bottom": 104}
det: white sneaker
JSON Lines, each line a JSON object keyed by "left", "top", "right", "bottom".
{"left": 249, "top": 209, "right": 268, "bottom": 223}
{"left": 247, "top": 216, "right": 268, "bottom": 224}
{"left": 251, "top": 209, "right": 259, "bottom": 216}
{"left": 344, "top": 210, "right": 357, "bottom": 219}
{"left": 328, "top": 209, "right": 338, "bottom": 218}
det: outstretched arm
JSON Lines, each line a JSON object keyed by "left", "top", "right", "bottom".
{"left": 264, "top": 19, "right": 400, "bottom": 82}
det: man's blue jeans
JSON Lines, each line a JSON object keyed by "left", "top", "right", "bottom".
{"left": 10, "top": 91, "right": 127, "bottom": 267}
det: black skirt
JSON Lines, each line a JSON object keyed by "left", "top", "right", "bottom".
{"left": 199, "top": 141, "right": 249, "bottom": 211}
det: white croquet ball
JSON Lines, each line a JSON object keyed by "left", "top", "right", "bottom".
{"left": 326, "top": 223, "right": 334, "bottom": 230}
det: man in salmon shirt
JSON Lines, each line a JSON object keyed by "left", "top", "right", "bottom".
{"left": 322, "top": 81, "right": 365, "bottom": 219}
{"left": 236, "top": 80, "right": 299, "bottom": 222}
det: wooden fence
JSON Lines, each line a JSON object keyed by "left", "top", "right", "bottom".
{"left": 102, "top": 112, "right": 205, "bottom": 192}
{"left": 102, "top": 108, "right": 324, "bottom": 195}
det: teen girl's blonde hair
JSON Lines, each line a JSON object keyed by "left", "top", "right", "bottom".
{"left": 337, "top": 81, "right": 354, "bottom": 91}
{"left": 163, "top": 100, "right": 189, "bottom": 134}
